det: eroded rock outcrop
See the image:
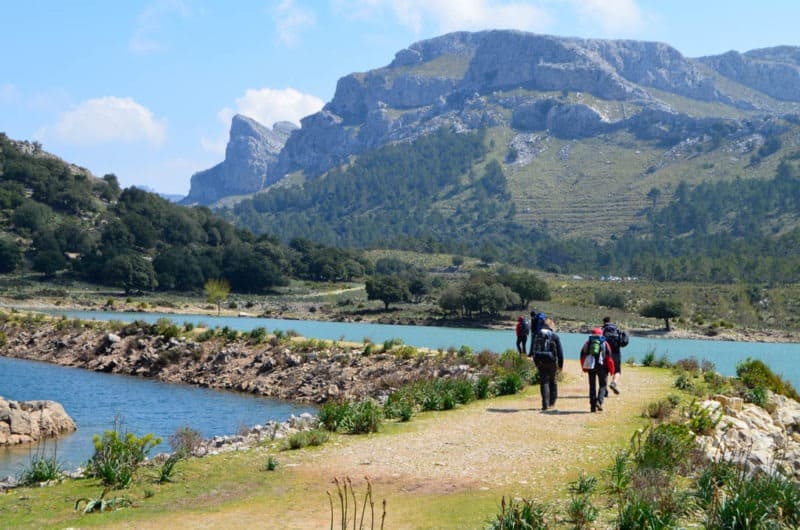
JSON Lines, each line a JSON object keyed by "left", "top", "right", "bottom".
{"left": 695, "top": 393, "right": 800, "bottom": 481}
{"left": 0, "top": 397, "right": 76, "bottom": 446}
{"left": 182, "top": 115, "right": 297, "bottom": 205}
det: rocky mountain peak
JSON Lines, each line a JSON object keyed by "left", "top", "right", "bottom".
{"left": 184, "top": 30, "right": 800, "bottom": 206}
{"left": 182, "top": 115, "right": 297, "bottom": 205}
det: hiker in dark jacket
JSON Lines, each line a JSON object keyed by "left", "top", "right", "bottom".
{"left": 602, "top": 316, "right": 624, "bottom": 394}
{"left": 515, "top": 315, "right": 529, "bottom": 354}
{"left": 530, "top": 318, "right": 564, "bottom": 411}
{"left": 580, "top": 328, "right": 616, "bottom": 412}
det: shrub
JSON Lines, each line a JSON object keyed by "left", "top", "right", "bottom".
{"left": 595, "top": 290, "right": 625, "bottom": 309}
{"left": 642, "top": 399, "right": 675, "bottom": 421}
{"left": 85, "top": 420, "right": 161, "bottom": 489}
{"left": 248, "top": 327, "right": 267, "bottom": 344}
{"left": 631, "top": 424, "right": 694, "bottom": 473}
{"left": 736, "top": 358, "right": 799, "bottom": 400}
{"left": 494, "top": 372, "right": 523, "bottom": 396}
{"left": 686, "top": 400, "right": 722, "bottom": 435}
{"left": 18, "top": 454, "right": 63, "bottom": 485}
{"left": 264, "top": 456, "right": 278, "bottom": 471}
{"left": 154, "top": 317, "right": 180, "bottom": 339}
{"left": 382, "top": 337, "right": 404, "bottom": 350}
{"left": 744, "top": 385, "right": 771, "bottom": 410}
{"left": 158, "top": 453, "right": 182, "bottom": 483}
{"left": 673, "top": 372, "right": 694, "bottom": 391}
{"left": 475, "top": 376, "right": 491, "bottom": 399}
{"left": 197, "top": 329, "right": 216, "bottom": 342}
{"left": 487, "top": 496, "right": 550, "bottom": 530}
{"left": 641, "top": 350, "right": 656, "bottom": 367}
{"left": 319, "top": 399, "right": 382, "bottom": 434}
{"left": 674, "top": 357, "right": 700, "bottom": 373}
{"left": 286, "top": 428, "right": 329, "bottom": 449}
{"left": 168, "top": 426, "right": 203, "bottom": 458}
{"left": 343, "top": 399, "right": 382, "bottom": 434}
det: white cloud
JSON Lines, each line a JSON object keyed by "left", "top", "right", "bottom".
{"left": 201, "top": 88, "right": 324, "bottom": 155}
{"left": 272, "top": 0, "right": 317, "bottom": 47}
{"left": 235, "top": 88, "right": 325, "bottom": 127}
{"left": 37, "top": 96, "right": 167, "bottom": 147}
{"left": 336, "top": 0, "right": 552, "bottom": 33}
{"left": 130, "top": 0, "right": 191, "bottom": 53}
{"left": 566, "top": 0, "right": 644, "bottom": 35}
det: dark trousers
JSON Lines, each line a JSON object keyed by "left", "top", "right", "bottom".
{"left": 587, "top": 367, "right": 609, "bottom": 411}
{"left": 516, "top": 336, "right": 527, "bottom": 354}
{"left": 537, "top": 362, "right": 558, "bottom": 409}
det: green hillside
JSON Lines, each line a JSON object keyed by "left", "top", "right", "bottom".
{"left": 0, "top": 133, "right": 371, "bottom": 294}
{"left": 219, "top": 116, "right": 800, "bottom": 284}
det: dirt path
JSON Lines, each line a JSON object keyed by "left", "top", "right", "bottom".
{"left": 113, "top": 361, "right": 674, "bottom": 529}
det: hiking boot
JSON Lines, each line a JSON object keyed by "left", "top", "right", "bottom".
{"left": 610, "top": 382, "right": 620, "bottom": 394}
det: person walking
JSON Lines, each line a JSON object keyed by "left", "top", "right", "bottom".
{"left": 515, "top": 315, "right": 530, "bottom": 354}
{"left": 580, "top": 327, "right": 616, "bottom": 412}
{"left": 530, "top": 317, "right": 564, "bottom": 411}
{"left": 602, "top": 316, "right": 628, "bottom": 394}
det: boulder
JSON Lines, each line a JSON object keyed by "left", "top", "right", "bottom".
{"left": 0, "top": 397, "right": 77, "bottom": 446}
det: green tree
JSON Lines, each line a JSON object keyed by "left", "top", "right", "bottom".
{"left": 501, "top": 272, "right": 550, "bottom": 307}
{"left": 102, "top": 254, "right": 158, "bottom": 294}
{"left": 204, "top": 278, "right": 230, "bottom": 315}
{"left": 365, "top": 275, "right": 409, "bottom": 310}
{"left": 0, "top": 237, "right": 23, "bottom": 273}
{"left": 640, "top": 299, "right": 682, "bottom": 331}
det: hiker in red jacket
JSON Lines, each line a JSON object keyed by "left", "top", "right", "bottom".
{"left": 580, "top": 328, "right": 616, "bottom": 412}
{"left": 515, "top": 315, "right": 530, "bottom": 354}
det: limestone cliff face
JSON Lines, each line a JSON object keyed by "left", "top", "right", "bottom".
{"left": 182, "top": 115, "right": 296, "bottom": 205}
{"left": 699, "top": 46, "right": 800, "bottom": 102}
{"left": 185, "top": 30, "right": 800, "bottom": 205}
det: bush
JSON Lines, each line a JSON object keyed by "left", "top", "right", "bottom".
{"left": 475, "top": 376, "right": 491, "bottom": 399}
{"left": 641, "top": 350, "right": 656, "bottom": 367}
{"left": 673, "top": 372, "right": 694, "bottom": 391}
{"left": 86, "top": 421, "right": 161, "bottom": 489}
{"left": 18, "top": 454, "right": 63, "bottom": 485}
{"left": 154, "top": 317, "right": 180, "bottom": 339}
{"left": 595, "top": 290, "right": 625, "bottom": 309}
{"left": 631, "top": 423, "right": 694, "bottom": 473}
{"left": 168, "top": 425, "right": 203, "bottom": 457}
{"left": 286, "top": 428, "right": 329, "bottom": 449}
{"left": 494, "top": 372, "right": 523, "bottom": 396}
{"left": 486, "top": 496, "right": 550, "bottom": 530}
{"left": 319, "top": 399, "right": 382, "bottom": 434}
{"left": 736, "top": 358, "right": 799, "bottom": 400}
{"left": 248, "top": 327, "right": 267, "bottom": 344}
{"left": 642, "top": 399, "right": 676, "bottom": 421}
{"left": 686, "top": 401, "right": 721, "bottom": 435}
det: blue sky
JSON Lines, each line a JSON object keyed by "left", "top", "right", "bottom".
{"left": 2, "top": 1, "right": 799, "bottom": 195}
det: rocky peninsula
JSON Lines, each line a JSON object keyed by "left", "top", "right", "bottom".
{"left": 0, "top": 316, "right": 483, "bottom": 404}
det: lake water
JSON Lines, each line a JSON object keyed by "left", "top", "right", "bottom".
{"left": 2, "top": 309, "right": 798, "bottom": 478}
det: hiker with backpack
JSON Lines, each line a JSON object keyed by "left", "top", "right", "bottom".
{"left": 602, "top": 316, "right": 629, "bottom": 395}
{"left": 529, "top": 317, "right": 564, "bottom": 411}
{"left": 530, "top": 309, "right": 546, "bottom": 336}
{"left": 580, "top": 328, "right": 616, "bottom": 412}
{"left": 515, "top": 315, "right": 530, "bottom": 354}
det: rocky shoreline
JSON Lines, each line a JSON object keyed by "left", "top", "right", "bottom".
{"left": 0, "top": 318, "right": 483, "bottom": 404}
